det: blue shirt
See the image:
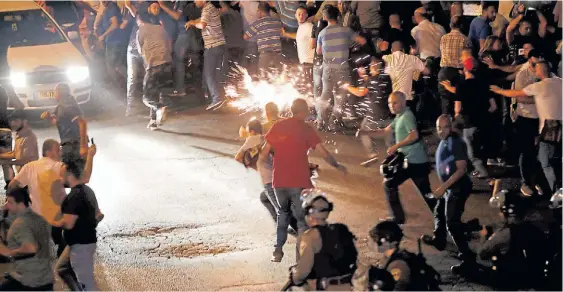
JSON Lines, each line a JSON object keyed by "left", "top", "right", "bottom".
{"left": 435, "top": 134, "right": 468, "bottom": 183}
{"left": 317, "top": 24, "right": 355, "bottom": 68}
{"left": 55, "top": 102, "right": 83, "bottom": 144}
{"left": 100, "top": 2, "right": 125, "bottom": 45}
{"left": 468, "top": 17, "right": 491, "bottom": 51}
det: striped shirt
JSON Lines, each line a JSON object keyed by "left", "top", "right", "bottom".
{"left": 246, "top": 16, "right": 282, "bottom": 53}
{"left": 317, "top": 24, "right": 355, "bottom": 68}
{"left": 274, "top": 1, "right": 299, "bottom": 33}
{"left": 201, "top": 3, "right": 225, "bottom": 49}
{"left": 440, "top": 29, "right": 471, "bottom": 68}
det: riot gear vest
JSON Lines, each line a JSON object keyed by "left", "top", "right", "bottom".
{"left": 308, "top": 224, "right": 358, "bottom": 280}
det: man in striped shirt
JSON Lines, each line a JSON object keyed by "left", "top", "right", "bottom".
{"left": 244, "top": 2, "right": 283, "bottom": 78}
{"left": 438, "top": 16, "right": 471, "bottom": 115}
{"left": 186, "top": 1, "right": 226, "bottom": 110}
{"left": 316, "top": 5, "right": 366, "bottom": 131}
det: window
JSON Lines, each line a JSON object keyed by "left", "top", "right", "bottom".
{"left": 0, "top": 9, "right": 66, "bottom": 48}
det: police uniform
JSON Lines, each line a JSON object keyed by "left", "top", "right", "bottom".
{"left": 353, "top": 220, "right": 440, "bottom": 291}
{"left": 286, "top": 190, "right": 356, "bottom": 291}
{"left": 479, "top": 192, "right": 549, "bottom": 290}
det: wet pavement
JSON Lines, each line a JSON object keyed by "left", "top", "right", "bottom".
{"left": 0, "top": 98, "right": 506, "bottom": 290}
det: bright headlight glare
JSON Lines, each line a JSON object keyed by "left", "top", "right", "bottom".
{"left": 10, "top": 72, "right": 26, "bottom": 88}
{"left": 66, "top": 66, "right": 89, "bottom": 83}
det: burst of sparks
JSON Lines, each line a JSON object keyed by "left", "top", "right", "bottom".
{"left": 226, "top": 65, "right": 310, "bottom": 113}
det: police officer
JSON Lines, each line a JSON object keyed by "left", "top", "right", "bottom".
{"left": 284, "top": 189, "right": 357, "bottom": 291}
{"left": 422, "top": 114, "right": 476, "bottom": 274}
{"left": 353, "top": 220, "right": 440, "bottom": 291}
{"left": 478, "top": 191, "right": 548, "bottom": 290}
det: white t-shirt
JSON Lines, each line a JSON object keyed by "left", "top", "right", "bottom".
{"left": 14, "top": 157, "right": 65, "bottom": 225}
{"left": 411, "top": 19, "right": 445, "bottom": 60}
{"left": 296, "top": 22, "right": 315, "bottom": 64}
{"left": 383, "top": 51, "right": 426, "bottom": 100}
{"left": 522, "top": 77, "right": 563, "bottom": 132}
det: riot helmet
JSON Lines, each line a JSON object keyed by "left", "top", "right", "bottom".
{"left": 301, "top": 189, "right": 333, "bottom": 219}
{"left": 369, "top": 220, "right": 403, "bottom": 251}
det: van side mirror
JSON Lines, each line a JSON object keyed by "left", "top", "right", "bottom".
{"left": 67, "top": 31, "right": 79, "bottom": 40}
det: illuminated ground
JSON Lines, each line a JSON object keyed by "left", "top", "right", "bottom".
{"left": 2, "top": 98, "right": 504, "bottom": 290}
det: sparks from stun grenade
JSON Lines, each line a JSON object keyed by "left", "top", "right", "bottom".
{"left": 225, "top": 65, "right": 312, "bottom": 114}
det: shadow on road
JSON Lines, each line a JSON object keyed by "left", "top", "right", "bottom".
{"left": 158, "top": 129, "right": 242, "bottom": 146}
{"left": 190, "top": 145, "right": 233, "bottom": 158}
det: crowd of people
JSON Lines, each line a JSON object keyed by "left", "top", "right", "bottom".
{"left": 0, "top": 0, "right": 560, "bottom": 291}
{"left": 0, "top": 83, "right": 102, "bottom": 290}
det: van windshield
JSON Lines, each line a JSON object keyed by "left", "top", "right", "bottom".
{"left": 0, "top": 9, "right": 66, "bottom": 48}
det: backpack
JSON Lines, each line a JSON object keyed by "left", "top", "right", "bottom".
{"left": 312, "top": 223, "right": 358, "bottom": 278}
{"left": 384, "top": 249, "right": 441, "bottom": 291}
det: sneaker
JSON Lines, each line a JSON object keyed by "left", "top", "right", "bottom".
{"left": 421, "top": 234, "right": 446, "bottom": 251}
{"left": 521, "top": 184, "right": 534, "bottom": 197}
{"left": 451, "top": 261, "right": 477, "bottom": 276}
{"left": 169, "top": 90, "right": 186, "bottom": 97}
{"left": 471, "top": 170, "right": 489, "bottom": 179}
{"left": 206, "top": 100, "right": 225, "bottom": 111}
{"left": 487, "top": 158, "right": 506, "bottom": 167}
{"left": 271, "top": 247, "right": 284, "bottom": 262}
{"left": 147, "top": 120, "right": 158, "bottom": 131}
{"left": 156, "top": 106, "right": 167, "bottom": 126}
{"left": 287, "top": 227, "right": 298, "bottom": 237}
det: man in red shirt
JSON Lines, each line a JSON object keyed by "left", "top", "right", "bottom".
{"left": 261, "top": 98, "right": 346, "bottom": 262}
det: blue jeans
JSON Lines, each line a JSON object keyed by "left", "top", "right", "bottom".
{"left": 317, "top": 66, "right": 351, "bottom": 126}
{"left": 538, "top": 141, "right": 562, "bottom": 193}
{"left": 70, "top": 244, "right": 98, "bottom": 291}
{"left": 126, "top": 49, "right": 144, "bottom": 108}
{"left": 105, "top": 42, "right": 126, "bottom": 85}
{"left": 313, "top": 64, "right": 323, "bottom": 101}
{"left": 274, "top": 187, "right": 307, "bottom": 248}
{"left": 462, "top": 127, "right": 488, "bottom": 176}
{"left": 173, "top": 33, "right": 191, "bottom": 92}
{"left": 203, "top": 45, "right": 226, "bottom": 104}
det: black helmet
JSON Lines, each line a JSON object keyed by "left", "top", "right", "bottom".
{"left": 301, "top": 189, "right": 333, "bottom": 216}
{"left": 369, "top": 220, "right": 403, "bottom": 246}
{"left": 501, "top": 191, "right": 527, "bottom": 219}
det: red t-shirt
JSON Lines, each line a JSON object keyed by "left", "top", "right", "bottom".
{"left": 265, "top": 118, "right": 321, "bottom": 189}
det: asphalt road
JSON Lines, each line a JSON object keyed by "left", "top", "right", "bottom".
{"left": 0, "top": 99, "right": 504, "bottom": 290}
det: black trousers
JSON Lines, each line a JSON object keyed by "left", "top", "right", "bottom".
{"left": 0, "top": 275, "right": 52, "bottom": 291}
{"left": 383, "top": 162, "right": 435, "bottom": 224}
{"left": 437, "top": 66, "right": 461, "bottom": 115}
{"left": 143, "top": 63, "right": 171, "bottom": 120}
{"left": 434, "top": 177, "right": 476, "bottom": 261}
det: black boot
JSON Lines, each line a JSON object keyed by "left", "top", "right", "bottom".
{"left": 451, "top": 260, "right": 478, "bottom": 276}
{"left": 421, "top": 234, "right": 446, "bottom": 251}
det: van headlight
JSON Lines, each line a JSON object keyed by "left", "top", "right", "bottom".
{"left": 10, "top": 72, "right": 27, "bottom": 88}
{"left": 66, "top": 66, "right": 89, "bottom": 83}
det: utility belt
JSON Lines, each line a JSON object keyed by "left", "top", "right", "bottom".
{"left": 380, "top": 152, "right": 406, "bottom": 181}
{"left": 317, "top": 273, "right": 352, "bottom": 290}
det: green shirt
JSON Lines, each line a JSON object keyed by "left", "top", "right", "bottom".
{"left": 7, "top": 209, "right": 53, "bottom": 287}
{"left": 390, "top": 109, "right": 428, "bottom": 164}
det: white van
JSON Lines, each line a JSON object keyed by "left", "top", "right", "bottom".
{"left": 0, "top": 1, "right": 91, "bottom": 109}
